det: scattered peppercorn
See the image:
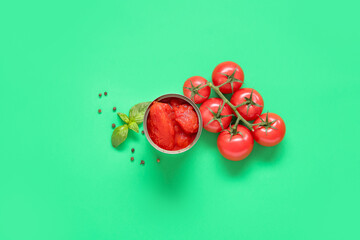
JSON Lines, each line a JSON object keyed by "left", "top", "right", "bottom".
{"left": 98, "top": 109, "right": 102, "bottom": 113}
{"left": 131, "top": 148, "right": 135, "bottom": 153}
{"left": 140, "top": 160, "right": 145, "bottom": 165}
{"left": 141, "top": 130, "right": 144, "bottom": 135}
{"left": 104, "top": 92, "right": 108, "bottom": 96}
{"left": 113, "top": 107, "right": 116, "bottom": 111}
{"left": 99, "top": 93, "right": 102, "bottom": 97}
{"left": 157, "top": 158, "right": 160, "bottom": 163}
{"left": 112, "top": 123, "right": 116, "bottom": 128}
{"left": 131, "top": 157, "right": 134, "bottom": 161}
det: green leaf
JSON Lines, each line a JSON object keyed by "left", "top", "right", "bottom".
{"left": 118, "top": 113, "right": 129, "bottom": 123}
{"left": 129, "top": 101, "right": 151, "bottom": 124}
{"left": 128, "top": 121, "right": 139, "bottom": 133}
{"left": 111, "top": 125, "right": 128, "bottom": 148}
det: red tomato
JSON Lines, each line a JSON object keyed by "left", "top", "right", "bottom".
{"left": 212, "top": 61, "right": 244, "bottom": 94}
{"left": 173, "top": 103, "right": 199, "bottom": 134}
{"left": 252, "top": 113, "right": 286, "bottom": 147}
{"left": 147, "top": 102, "right": 175, "bottom": 150}
{"left": 148, "top": 99, "right": 198, "bottom": 151}
{"left": 230, "top": 88, "right": 264, "bottom": 121}
{"left": 199, "top": 98, "right": 233, "bottom": 133}
{"left": 217, "top": 125, "right": 254, "bottom": 161}
{"left": 183, "top": 76, "right": 211, "bottom": 104}
{"left": 174, "top": 124, "right": 195, "bottom": 148}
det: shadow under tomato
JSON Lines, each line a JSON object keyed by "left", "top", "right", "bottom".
{"left": 221, "top": 156, "right": 252, "bottom": 176}
{"left": 199, "top": 127, "right": 219, "bottom": 146}
{"left": 250, "top": 142, "right": 283, "bottom": 162}
{"left": 221, "top": 142, "right": 284, "bottom": 176}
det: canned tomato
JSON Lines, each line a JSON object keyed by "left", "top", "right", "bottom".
{"left": 143, "top": 93, "right": 203, "bottom": 154}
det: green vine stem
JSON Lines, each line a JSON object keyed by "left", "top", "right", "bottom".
{"left": 207, "top": 82, "right": 254, "bottom": 131}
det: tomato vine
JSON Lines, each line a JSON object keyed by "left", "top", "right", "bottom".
{"left": 206, "top": 82, "right": 254, "bottom": 131}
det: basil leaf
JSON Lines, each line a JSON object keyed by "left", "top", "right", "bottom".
{"left": 111, "top": 125, "right": 128, "bottom": 148}
{"left": 118, "top": 113, "right": 130, "bottom": 124}
{"left": 128, "top": 121, "right": 139, "bottom": 133}
{"left": 129, "top": 101, "right": 151, "bottom": 124}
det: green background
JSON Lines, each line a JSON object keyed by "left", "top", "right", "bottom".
{"left": 1, "top": 0, "right": 359, "bottom": 239}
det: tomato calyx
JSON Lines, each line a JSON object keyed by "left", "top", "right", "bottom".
{"left": 225, "top": 126, "right": 243, "bottom": 140}
{"left": 218, "top": 68, "right": 243, "bottom": 93}
{"left": 226, "top": 117, "right": 244, "bottom": 140}
{"left": 235, "top": 89, "right": 263, "bottom": 115}
{"left": 205, "top": 101, "right": 234, "bottom": 130}
{"left": 252, "top": 112, "right": 277, "bottom": 134}
{"left": 183, "top": 80, "right": 208, "bottom": 101}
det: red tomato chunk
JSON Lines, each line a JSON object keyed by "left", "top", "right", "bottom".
{"left": 147, "top": 99, "right": 198, "bottom": 151}
{"left": 173, "top": 104, "right": 199, "bottom": 134}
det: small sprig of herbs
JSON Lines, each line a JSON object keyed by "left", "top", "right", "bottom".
{"left": 111, "top": 101, "right": 151, "bottom": 148}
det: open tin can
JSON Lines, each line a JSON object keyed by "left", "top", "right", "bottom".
{"left": 143, "top": 93, "right": 203, "bottom": 154}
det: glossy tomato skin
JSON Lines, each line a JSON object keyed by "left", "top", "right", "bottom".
{"left": 253, "top": 113, "right": 286, "bottom": 147}
{"left": 199, "top": 98, "right": 232, "bottom": 133}
{"left": 212, "top": 61, "right": 244, "bottom": 94}
{"left": 230, "top": 88, "right": 264, "bottom": 121}
{"left": 217, "top": 125, "right": 254, "bottom": 161}
{"left": 183, "top": 76, "right": 211, "bottom": 104}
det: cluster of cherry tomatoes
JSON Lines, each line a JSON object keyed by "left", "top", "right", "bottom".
{"left": 183, "top": 61, "right": 286, "bottom": 161}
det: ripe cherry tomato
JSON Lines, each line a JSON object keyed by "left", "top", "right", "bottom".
{"left": 199, "top": 98, "right": 233, "bottom": 133}
{"left": 217, "top": 125, "right": 254, "bottom": 161}
{"left": 183, "top": 76, "right": 211, "bottom": 104}
{"left": 212, "top": 61, "right": 244, "bottom": 94}
{"left": 230, "top": 88, "right": 264, "bottom": 121}
{"left": 252, "top": 113, "right": 286, "bottom": 147}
